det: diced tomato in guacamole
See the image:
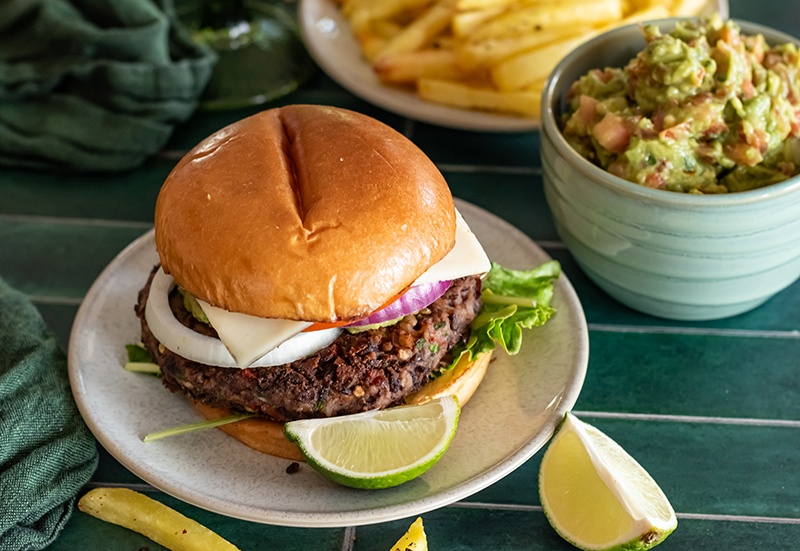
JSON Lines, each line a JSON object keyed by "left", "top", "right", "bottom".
{"left": 562, "top": 15, "right": 800, "bottom": 194}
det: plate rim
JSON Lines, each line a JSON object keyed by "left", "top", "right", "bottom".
{"left": 297, "top": 0, "right": 540, "bottom": 133}
{"left": 298, "top": 0, "right": 729, "bottom": 133}
{"left": 68, "top": 200, "right": 588, "bottom": 527}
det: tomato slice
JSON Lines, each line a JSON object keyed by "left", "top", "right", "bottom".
{"left": 302, "top": 319, "right": 353, "bottom": 332}
{"left": 302, "top": 288, "right": 410, "bottom": 332}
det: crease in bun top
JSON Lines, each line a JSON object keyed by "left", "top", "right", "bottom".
{"left": 135, "top": 104, "right": 493, "bottom": 459}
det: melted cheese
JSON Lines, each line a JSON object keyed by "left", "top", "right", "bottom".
{"left": 412, "top": 210, "right": 491, "bottom": 286}
{"left": 145, "top": 268, "right": 340, "bottom": 368}
{"left": 196, "top": 300, "right": 312, "bottom": 367}
{"left": 196, "top": 209, "right": 490, "bottom": 368}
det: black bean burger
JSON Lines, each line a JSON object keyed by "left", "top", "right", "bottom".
{"left": 135, "top": 105, "right": 492, "bottom": 460}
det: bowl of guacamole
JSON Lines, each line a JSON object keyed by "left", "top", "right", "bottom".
{"left": 541, "top": 16, "right": 800, "bottom": 320}
{"left": 562, "top": 15, "right": 800, "bottom": 194}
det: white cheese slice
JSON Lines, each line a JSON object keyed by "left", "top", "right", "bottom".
{"left": 412, "top": 210, "right": 491, "bottom": 287}
{"left": 196, "top": 299, "right": 312, "bottom": 368}
{"left": 145, "top": 268, "right": 340, "bottom": 368}
{"left": 196, "top": 209, "right": 490, "bottom": 368}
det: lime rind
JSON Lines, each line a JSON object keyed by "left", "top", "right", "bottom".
{"left": 285, "top": 396, "right": 460, "bottom": 489}
{"left": 541, "top": 510, "right": 676, "bottom": 551}
{"left": 539, "top": 413, "right": 677, "bottom": 551}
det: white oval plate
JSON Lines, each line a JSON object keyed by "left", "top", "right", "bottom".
{"left": 68, "top": 200, "right": 588, "bottom": 527}
{"left": 298, "top": 0, "right": 728, "bottom": 133}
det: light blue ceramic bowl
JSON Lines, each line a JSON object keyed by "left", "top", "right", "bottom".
{"left": 541, "top": 19, "right": 800, "bottom": 320}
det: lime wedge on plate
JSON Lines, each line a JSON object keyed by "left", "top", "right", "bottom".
{"left": 285, "top": 395, "right": 460, "bottom": 489}
{"left": 539, "top": 413, "right": 677, "bottom": 551}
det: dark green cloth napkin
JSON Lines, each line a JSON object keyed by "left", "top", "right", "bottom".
{"left": 0, "top": 0, "right": 216, "bottom": 172}
{"left": 0, "top": 278, "right": 98, "bottom": 551}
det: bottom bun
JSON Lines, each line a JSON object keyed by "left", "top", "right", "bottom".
{"left": 191, "top": 400, "right": 306, "bottom": 462}
{"left": 403, "top": 351, "right": 492, "bottom": 407}
{"left": 191, "top": 352, "right": 493, "bottom": 461}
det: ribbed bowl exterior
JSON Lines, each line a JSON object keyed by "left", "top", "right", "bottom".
{"left": 541, "top": 19, "right": 800, "bottom": 320}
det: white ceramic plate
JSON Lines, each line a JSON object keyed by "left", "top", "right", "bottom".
{"left": 68, "top": 200, "right": 588, "bottom": 528}
{"left": 298, "top": 0, "right": 729, "bottom": 133}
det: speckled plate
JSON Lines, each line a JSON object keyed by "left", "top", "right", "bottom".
{"left": 68, "top": 200, "right": 588, "bottom": 528}
{"left": 298, "top": 0, "right": 728, "bottom": 133}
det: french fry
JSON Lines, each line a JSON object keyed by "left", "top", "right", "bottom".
{"left": 602, "top": 4, "right": 671, "bottom": 27}
{"left": 455, "top": 0, "right": 515, "bottom": 10}
{"left": 354, "top": 18, "right": 404, "bottom": 61}
{"left": 373, "top": 18, "right": 404, "bottom": 39}
{"left": 491, "top": 34, "right": 587, "bottom": 91}
{"left": 418, "top": 78, "right": 541, "bottom": 117}
{"left": 375, "top": 0, "right": 455, "bottom": 59}
{"left": 375, "top": 49, "right": 463, "bottom": 83}
{"left": 471, "top": 0, "right": 624, "bottom": 43}
{"left": 456, "top": 24, "right": 595, "bottom": 69}
{"left": 345, "top": 0, "right": 430, "bottom": 30}
{"left": 624, "top": 0, "right": 660, "bottom": 11}
{"left": 78, "top": 488, "right": 240, "bottom": 551}
{"left": 671, "top": 0, "right": 709, "bottom": 16}
{"left": 332, "top": 0, "right": 713, "bottom": 119}
{"left": 451, "top": 7, "right": 505, "bottom": 37}
{"left": 355, "top": 34, "right": 387, "bottom": 62}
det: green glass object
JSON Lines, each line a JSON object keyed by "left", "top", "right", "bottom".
{"left": 178, "top": 0, "right": 316, "bottom": 110}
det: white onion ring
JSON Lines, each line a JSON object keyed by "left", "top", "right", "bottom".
{"left": 346, "top": 280, "right": 452, "bottom": 327}
{"left": 145, "top": 268, "right": 341, "bottom": 368}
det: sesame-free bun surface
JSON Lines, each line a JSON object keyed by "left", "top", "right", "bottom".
{"left": 155, "top": 105, "right": 456, "bottom": 322}
{"left": 191, "top": 351, "right": 492, "bottom": 461}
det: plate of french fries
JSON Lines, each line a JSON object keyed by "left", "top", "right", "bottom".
{"left": 298, "top": 0, "right": 728, "bottom": 132}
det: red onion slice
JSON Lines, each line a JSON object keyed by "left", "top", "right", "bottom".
{"left": 347, "top": 280, "right": 452, "bottom": 327}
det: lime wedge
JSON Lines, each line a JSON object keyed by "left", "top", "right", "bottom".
{"left": 539, "top": 413, "right": 677, "bottom": 551}
{"left": 390, "top": 517, "right": 427, "bottom": 551}
{"left": 284, "top": 395, "right": 460, "bottom": 489}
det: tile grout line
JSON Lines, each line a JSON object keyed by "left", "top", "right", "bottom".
{"left": 157, "top": 148, "right": 544, "bottom": 176}
{"left": 84, "top": 481, "right": 156, "bottom": 492}
{"left": 450, "top": 502, "right": 800, "bottom": 524}
{"left": 450, "top": 501, "right": 542, "bottom": 512}
{"left": 1, "top": 213, "right": 562, "bottom": 239}
{"left": 340, "top": 526, "right": 357, "bottom": 551}
{"left": 402, "top": 118, "right": 415, "bottom": 139}
{"left": 28, "top": 286, "right": 799, "bottom": 343}
{"left": 536, "top": 240, "right": 566, "bottom": 249}
{"left": 588, "top": 323, "right": 800, "bottom": 339}
{"left": 439, "top": 163, "right": 541, "bottom": 175}
{"left": 676, "top": 512, "right": 800, "bottom": 525}
{"left": 0, "top": 213, "right": 153, "bottom": 229}
{"left": 572, "top": 410, "right": 800, "bottom": 428}
{"left": 81, "top": 483, "right": 800, "bottom": 525}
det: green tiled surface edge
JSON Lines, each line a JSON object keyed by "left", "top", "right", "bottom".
{"left": 0, "top": 220, "right": 149, "bottom": 299}
{"left": 1, "top": 0, "right": 798, "bottom": 549}
{"left": 580, "top": 331, "right": 800, "bottom": 420}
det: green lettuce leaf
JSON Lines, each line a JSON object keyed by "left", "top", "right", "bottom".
{"left": 447, "top": 260, "right": 560, "bottom": 368}
{"left": 124, "top": 343, "right": 161, "bottom": 376}
{"left": 178, "top": 287, "right": 211, "bottom": 325}
{"left": 125, "top": 343, "right": 153, "bottom": 363}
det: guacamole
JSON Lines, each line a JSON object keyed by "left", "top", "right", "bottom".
{"left": 562, "top": 16, "right": 800, "bottom": 194}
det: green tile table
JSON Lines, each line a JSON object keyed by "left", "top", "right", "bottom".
{"left": 2, "top": 0, "right": 799, "bottom": 548}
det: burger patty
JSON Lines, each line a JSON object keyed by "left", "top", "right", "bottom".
{"left": 135, "top": 268, "right": 482, "bottom": 422}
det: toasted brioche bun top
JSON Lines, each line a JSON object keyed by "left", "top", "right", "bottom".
{"left": 155, "top": 105, "right": 456, "bottom": 322}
